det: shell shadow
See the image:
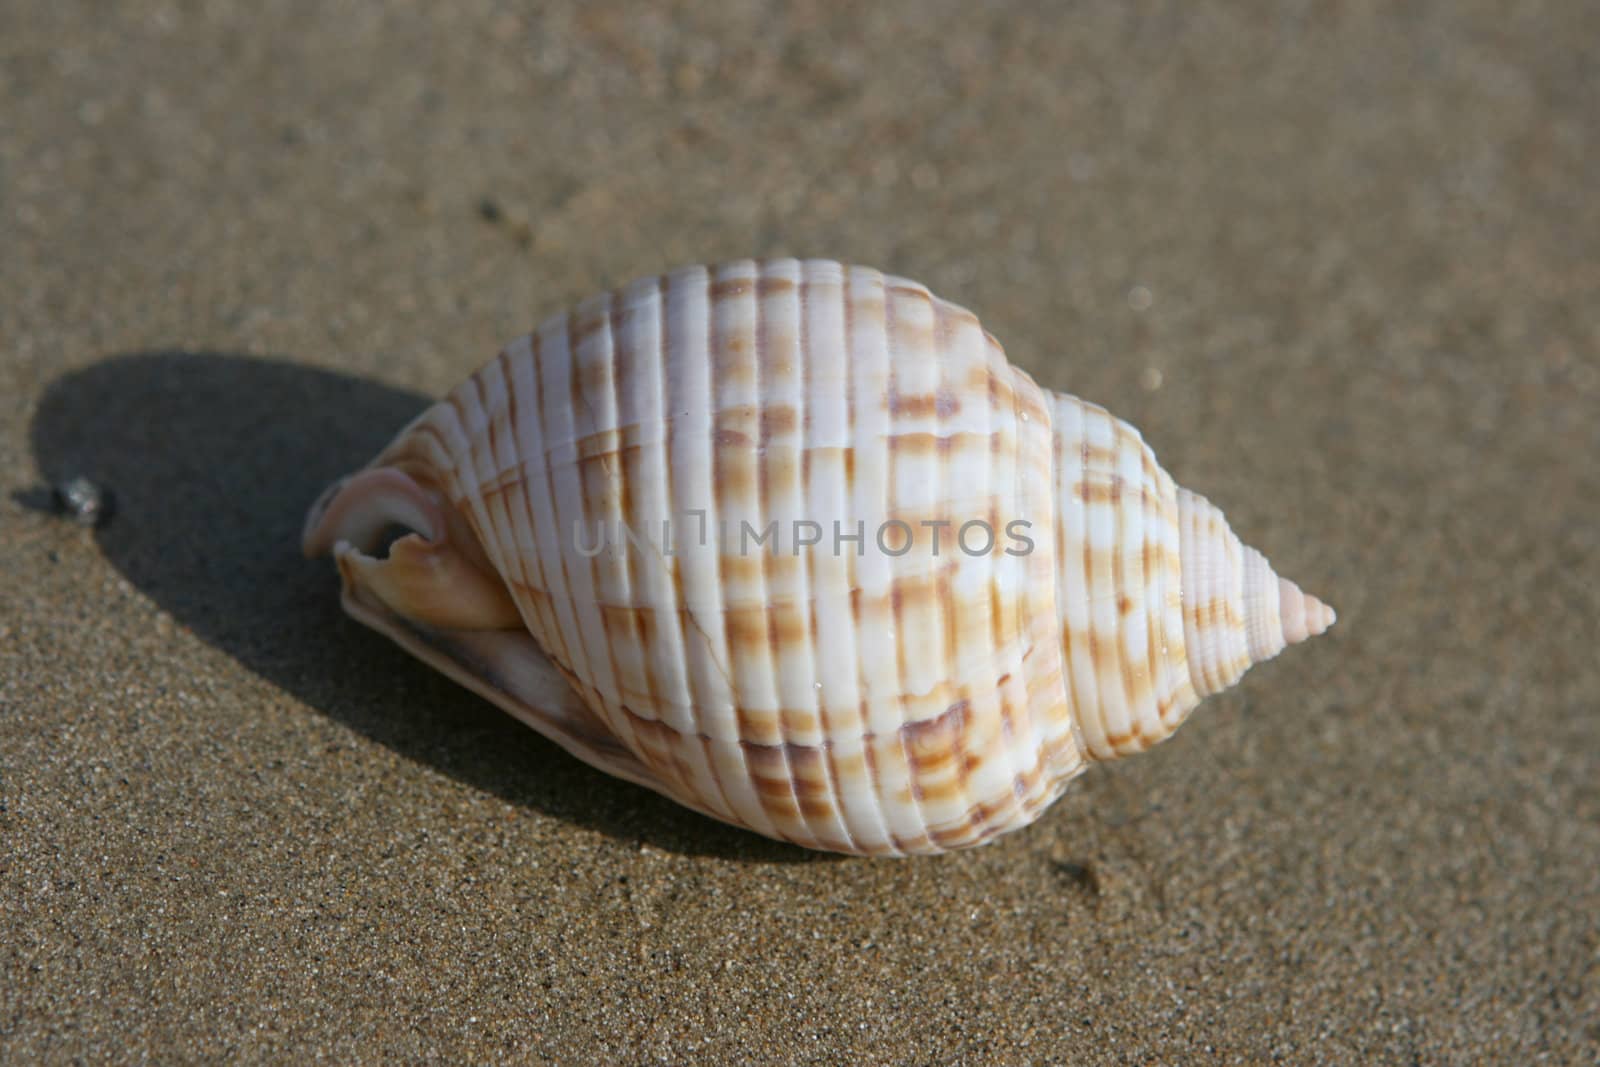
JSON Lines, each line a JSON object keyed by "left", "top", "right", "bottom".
{"left": 25, "top": 351, "right": 826, "bottom": 864}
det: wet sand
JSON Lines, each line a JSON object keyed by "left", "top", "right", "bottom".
{"left": 3, "top": 2, "right": 1597, "bottom": 1061}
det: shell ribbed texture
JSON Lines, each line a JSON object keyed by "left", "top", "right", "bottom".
{"left": 379, "top": 259, "right": 1210, "bottom": 855}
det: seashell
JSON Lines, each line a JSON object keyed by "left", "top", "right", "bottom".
{"left": 303, "top": 259, "right": 1335, "bottom": 856}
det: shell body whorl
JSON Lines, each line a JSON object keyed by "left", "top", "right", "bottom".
{"left": 308, "top": 258, "right": 1333, "bottom": 855}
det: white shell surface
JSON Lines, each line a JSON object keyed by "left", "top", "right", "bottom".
{"left": 358, "top": 258, "right": 1331, "bottom": 855}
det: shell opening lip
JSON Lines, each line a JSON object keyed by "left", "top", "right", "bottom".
{"left": 310, "top": 468, "right": 525, "bottom": 632}
{"left": 302, "top": 466, "right": 445, "bottom": 559}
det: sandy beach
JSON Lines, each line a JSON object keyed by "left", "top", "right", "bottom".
{"left": 3, "top": 2, "right": 1597, "bottom": 1061}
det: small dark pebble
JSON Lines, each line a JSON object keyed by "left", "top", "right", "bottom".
{"left": 52, "top": 476, "right": 114, "bottom": 528}
{"left": 478, "top": 197, "right": 533, "bottom": 247}
{"left": 1052, "top": 859, "right": 1102, "bottom": 896}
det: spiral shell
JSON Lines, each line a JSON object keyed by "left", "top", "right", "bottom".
{"left": 304, "top": 258, "right": 1334, "bottom": 855}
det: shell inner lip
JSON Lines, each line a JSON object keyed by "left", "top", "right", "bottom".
{"left": 334, "top": 575, "right": 717, "bottom": 821}
{"left": 336, "top": 573, "right": 573, "bottom": 739}
{"left": 302, "top": 467, "right": 444, "bottom": 559}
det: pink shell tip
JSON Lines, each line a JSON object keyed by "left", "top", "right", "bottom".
{"left": 1278, "top": 578, "right": 1336, "bottom": 645}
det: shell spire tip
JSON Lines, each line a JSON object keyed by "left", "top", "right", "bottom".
{"left": 1278, "top": 578, "right": 1335, "bottom": 645}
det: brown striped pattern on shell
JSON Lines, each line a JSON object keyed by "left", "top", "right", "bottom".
{"left": 333, "top": 258, "right": 1334, "bottom": 855}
